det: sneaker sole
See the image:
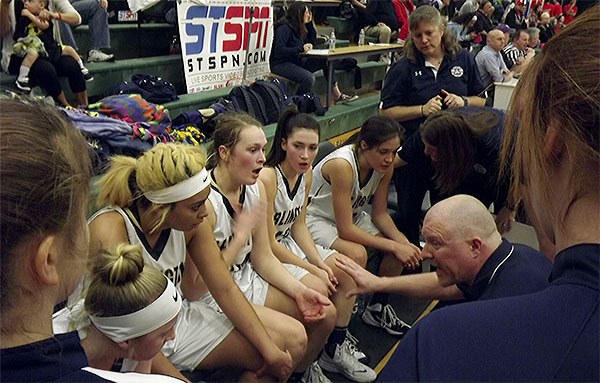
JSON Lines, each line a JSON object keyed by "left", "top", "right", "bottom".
{"left": 318, "top": 359, "right": 376, "bottom": 383}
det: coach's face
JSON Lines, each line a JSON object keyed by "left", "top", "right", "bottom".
{"left": 421, "top": 214, "right": 474, "bottom": 287}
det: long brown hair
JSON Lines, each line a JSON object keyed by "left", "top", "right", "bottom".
{"left": 421, "top": 110, "right": 497, "bottom": 194}
{"left": 0, "top": 99, "right": 92, "bottom": 331}
{"left": 500, "top": 6, "right": 600, "bottom": 226}
{"left": 278, "top": 1, "right": 308, "bottom": 38}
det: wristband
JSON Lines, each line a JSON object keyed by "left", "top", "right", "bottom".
{"left": 57, "top": 12, "right": 62, "bottom": 20}
{"left": 461, "top": 96, "right": 468, "bottom": 106}
{"left": 420, "top": 105, "right": 424, "bottom": 117}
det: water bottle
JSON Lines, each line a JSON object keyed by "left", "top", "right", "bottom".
{"left": 358, "top": 28, "right": 365, "bottom": 46}
{"left": 329, "top": 30, "right": 336, "bottom": 52}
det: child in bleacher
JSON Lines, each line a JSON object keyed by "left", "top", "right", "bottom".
{"left": 13, "top": 0, "right": 92, "bottom": 92}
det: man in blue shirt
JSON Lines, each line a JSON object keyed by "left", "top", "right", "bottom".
{"left": 336, "top": 194, "right": 552, "bottom": 302}
{"left": 476, "top": 29, "right": 513, "bottom": 88}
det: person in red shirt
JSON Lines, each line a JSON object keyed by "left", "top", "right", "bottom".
{"left": 563, "top": 0, "right": 577, "bottom": 24}
{"left": 392, "top": 0, "right": 415, "bottom": 42}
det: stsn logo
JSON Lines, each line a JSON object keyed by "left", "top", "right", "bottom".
{"left": 184, "top": 6, "right": 271, "bottom": 56}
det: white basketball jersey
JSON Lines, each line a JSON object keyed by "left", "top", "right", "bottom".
{"left": 207, "top": 176, "right": 259, "bottom": 273}
{"left": 273, "top": 166, "right": 305, "bottom": 240}
{"left": 89, "top": 206, "right": 187, "bottom": 290}
{"left": 308, "top": 145, "right": 384, "bottom": 224}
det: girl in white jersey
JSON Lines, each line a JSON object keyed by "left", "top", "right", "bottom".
{"left": 260, "top": 108, "right": 377, "bottom": 383}
{"left": 54, "top": 243, "right": 182, "bottom": 375}
{"left": 204, "top": 112, "right": 336, "bottom": 383}
{"left": 89, "top": 143, "right": 306, "bottom": 382}
{"left": 306, "top": 116, "right": 422, "bottom": 337}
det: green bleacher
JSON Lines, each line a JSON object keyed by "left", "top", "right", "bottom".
{"left": 0, "top": 15, "right": 387, "bottom": 145}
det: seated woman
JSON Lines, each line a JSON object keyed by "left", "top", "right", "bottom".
{"left": 306, "top": 116, "right": 421, "bottom": 337}
{"left": 90, "top": 142, "right": 306, "bottom": 381}
{"left": 270, "top": 1, "right": 356, "bottom": 104}
{"left": 0, "top": 98, "right": 181, "bottom": 382}
{"left": 447, "top": 12, "right": 478, "bottom": 49}
{"left": 259, "top": 107, "right": 376, "bottom": 383}
{"left": 204, "top": 112, "right": 336, "bottom": 383}
{"left": 54, "top": 244, "right": 182, "bottom": 375}
{"left": 1, "top": 0, "right": 88, "bottom": 106}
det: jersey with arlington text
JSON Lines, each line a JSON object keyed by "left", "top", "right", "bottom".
{"left": 273, "top": 166, "right": 305, "bottom": 240}
{"left": 308, "top": 145, "right": 384, "bottom": 224}
{"left": 89, "top": 206, "right": 187, "bottom": 290}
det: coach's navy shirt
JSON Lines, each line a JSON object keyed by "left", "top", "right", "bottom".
{"left": 380, "top": 244, "right": 600, "bottom": 382}
{"left": 381, "top": 49, "right": 484, "bottom": 136}
{"left": 457, "top": 239, "right": 552, "bottom": 301}
{"left": 1, "top": 331, "right": 112, "bottom": 382}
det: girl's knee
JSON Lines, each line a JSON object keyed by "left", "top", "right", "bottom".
{"left": 347, "top": 246, "right": 368, "bottom": 267}
{"left": 285, "top": 317, "right": 308, "bottom": 362}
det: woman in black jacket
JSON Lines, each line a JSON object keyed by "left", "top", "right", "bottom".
{"left": 270, "top": 2, "right": 355, "bottom": 103}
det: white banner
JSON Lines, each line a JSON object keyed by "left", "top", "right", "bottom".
{"left": 176, "top": 0, "right": 273, "bottom": 93}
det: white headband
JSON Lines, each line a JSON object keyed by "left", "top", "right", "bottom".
{"left": 144, "top": 168, "right": 210, "bottom": 204}
{"left": 89, "top": 276, "right": 182, "bottom": 343}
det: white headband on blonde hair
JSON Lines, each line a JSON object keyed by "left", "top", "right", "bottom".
{"left": 144, "top": 168, "right": 210, "bottom": 204}
{"left": 89, "top": 276, "right": 182, "bottom": 343}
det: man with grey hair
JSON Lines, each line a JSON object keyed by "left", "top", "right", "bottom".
{"left": 526, "top": 27, "right": 540, "bottom": 48}
{"left": 336, "top": 194, "right": 551, "bottom": 302}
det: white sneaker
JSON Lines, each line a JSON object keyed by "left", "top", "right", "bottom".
{"left": 87, "top": 49, "right": 114, "bottom": 63}
{"left": 319, "top": 342, "right": 377, "bottom": 383}
{"left": 361, "top": 303, "right": 411, "bottom": 336}
{"left": 301, "top": 361, "right": 332, "bottom": 383}
{"left": 345, "top": 332, "right": 369, "bottom": 364}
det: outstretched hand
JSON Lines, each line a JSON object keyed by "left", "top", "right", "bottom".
{"left": 335, "top": 255, "right": 380, "bottom": 297}
{"left": 295, "top": 288, "right": 331, "bottom": 322}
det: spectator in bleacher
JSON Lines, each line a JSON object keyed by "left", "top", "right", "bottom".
{"left": 526, "top": 26, "right": 540, "bottom": 48}
{"left": 378, "top": 9, "right": 600, "bottom": 380}
{"left": 205, "top": 113, "right": 335, "bottom": 383}
{"left": 505, "top": 0, "right": 527, "bottom": 29}
{"left": 392, "top": 0, "right": 415, "bottom": 42}
{"left": 361, "top": 0, "right": 399, "bottom": 49}
{"left": 270, "top": 2, "right": 357, "bottom": 104}
{"left": 306, "top": 116, "right": 421, "bottom": 338}
{"left": 1, "top": 0, "right": 88, "bottom": 106}
{"left": 501, "top": 28, "right": 534, "bottom": 73}
{"left": 473, "top": 0, "right": 496, "bottom": 44}
{"left": 58, "top": 0, "right": 114, "bottom": 62}
{"left": 337, "top": 194, "right": 552, "bottom": 302}
{"left": 538, "top": 11, "right": 555, "bottom": 45}
{"left": 0, "top": 99, "right": 183, "bottom": 383}
{"left": 542, "top": 0, "right": 563, "bottom": 18}
{"left": 447, "top": 11, "right": 478, "bottom": 48}
{"left": 380, "top": 5, "right": 486, "bottom": 245}
{"left": 475, "top": 29, "right": 512, "bottom": 95}
{"left": 457, "top": 0, "right": 477, "bottom": 15}
{"left": 563, "top": 0, "right": 577, "bottom": 24}
{"left": 259, "top": 108, "right": 377, "bottom": 383}
{"left": 494, "top": 22, "right": 514, "bottom": 45}
{"left": 90, "top": 142, "right": 307, "bottom": 381}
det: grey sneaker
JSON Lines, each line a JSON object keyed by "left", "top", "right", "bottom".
{"left": 319, "top": 342, "right": 377, "bottom": 383}
{"left": 301, "top": 361, "right": 332, "bottom": 383}
{"left": 87, "top": 49, "right": 114, "bottom": 63}
{"left": 345, "top": 332, "right": 369, "bottom": 364}
{"left": 361, "top": 303, "right": 411, "bottom": 336}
